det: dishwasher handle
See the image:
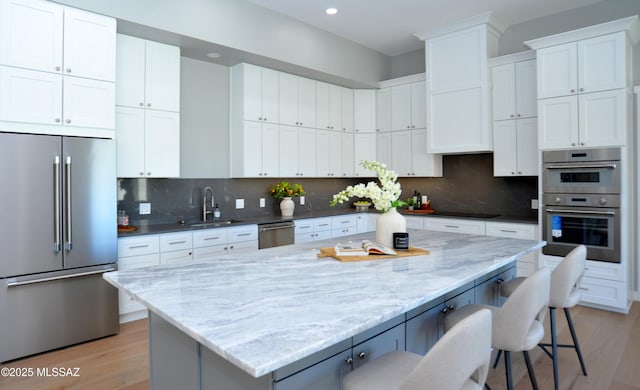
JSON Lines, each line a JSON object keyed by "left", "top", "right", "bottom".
{"left": 259, "top": 222, "right": 295, "bottom": 233}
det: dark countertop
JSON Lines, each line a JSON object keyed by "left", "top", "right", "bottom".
{"left": 119, "top": 208, "right": 537, "bottom": 237}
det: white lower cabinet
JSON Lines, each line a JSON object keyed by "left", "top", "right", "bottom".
{"left": 540, "top": 255, "right": 627, "bottom": 310}
{"left": 485, "top": 221, "right": 538, "bottom": 277}
{"left": 193, "top": 225, "right": 258, "bottom": 261}
{"left": 295, "top": 217, "right": 332, "bottom": 243}
{"left": 331, "top": 215, "right": 358, "bottom": 238}
{"left": 117, "top": 235, "right": 161, "bottom": 322}
{"left": 423, "top": 217, "right": 486, "bottom": 235}
{"left": 405, "top": 216, "right": 424, "bottom": 230}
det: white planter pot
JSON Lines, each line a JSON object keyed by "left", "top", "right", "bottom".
{"left": 280, "top": 197, "right": 295, "bottom": 217}
{"left": 375, "top": 207, "right": 406, "bottom": 247}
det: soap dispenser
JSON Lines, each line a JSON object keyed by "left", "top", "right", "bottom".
{"left": 213, "top": 204, "right": 221, "bottom": 219}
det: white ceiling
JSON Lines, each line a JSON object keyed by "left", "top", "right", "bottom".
{"left": 248, "top": 0, "right": 607, "bottom": 56}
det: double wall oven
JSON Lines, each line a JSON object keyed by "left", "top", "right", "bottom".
{"left": 542, "top": 148, "right": 621, "bottom": 263}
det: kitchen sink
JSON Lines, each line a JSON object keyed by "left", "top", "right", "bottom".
{"left": 190, "top": 219, "right": 244, "bottom": 228}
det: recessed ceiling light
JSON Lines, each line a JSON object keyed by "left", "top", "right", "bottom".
{"left": 206, "top": 52, "right": 221, "bottom": 59}
{"left": 325, "top": 7, "right": 337, "bottom": 15}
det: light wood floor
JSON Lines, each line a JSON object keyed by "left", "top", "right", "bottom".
{"left": 1, "top": 302, "right": 638, "bottom": 390}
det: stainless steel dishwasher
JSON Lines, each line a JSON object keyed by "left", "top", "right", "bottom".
{"left": 258, "top": 221, "right": 295, "bottom": 249}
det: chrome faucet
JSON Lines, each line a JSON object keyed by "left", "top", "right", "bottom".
{"left": 203, "top": 186, "right": 214, "bottom": 222}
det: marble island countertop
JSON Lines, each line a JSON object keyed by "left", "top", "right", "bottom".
{"left": 104, "top": 229, "right": 544, "bottom": 378}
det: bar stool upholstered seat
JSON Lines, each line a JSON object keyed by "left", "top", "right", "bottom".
{"left": 343, "top": 309, "right": 492, "bottom": 390}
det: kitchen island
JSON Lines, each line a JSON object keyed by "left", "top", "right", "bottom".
{"left": 104, "top": 229, "right": 544, "bottom": 390}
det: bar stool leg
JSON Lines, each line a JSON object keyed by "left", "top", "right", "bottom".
{"left": 550, "top": 307, "right": 559, "bottom": 390}
{"left": 492, "top": 350, "right": 502, "bottom": 369}
{"left": 523, "top": 350, "right": 539, "bottom": 390}
{"left": 564, "top": 307, "right": 588, "bottom": 376}
{"left": 504, "top": 351, "right": 514, "bottom": 390}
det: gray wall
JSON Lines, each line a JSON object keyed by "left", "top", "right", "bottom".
{"left": 180, "top": 58, "right": 230, "bottom": 178}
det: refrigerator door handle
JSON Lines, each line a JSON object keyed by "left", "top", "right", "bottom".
{"left": 65, "top": 156, "right": 72, "bottom": 251}
{"left": 6, "top": 268, "right": 116, "bottom": 287}
{"left": 54, "top": 156, "right": 61, "bottom": 252}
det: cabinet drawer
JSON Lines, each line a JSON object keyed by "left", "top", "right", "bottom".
{"left": 485, "top": 222, "right": 536, "bottom": 239}
{"left": 295, "top": 233, "right": 315, "bottom": 244}
{"left": 193, "top": 229, "right": 228, "bottom": 248}
{"left": 315, "top": 230, "right": 332, "bottom": 241}
{"left": 294, "top": 219, "right": 314, "bottom": 235}
{"left": 228, "top": 240, "right": 258, "bottom": 253}
{"left": 584, "top": 260, "right": 625, "bottom": 282}
{"left": 331, "top": 215, "right": 357, "bottom": 229}
{"left": 331, "top": 227, "right": 357, "bottom": 238}
{"left": 424, "top": 218, "right": 486, "bottom": 235}
{"left": 313, "top": 217, "right": 333, "bottom": 232}
{"left": 192, "top": 245, "right": 227, "bottom": 261}
{"left": 579, "top": 276, "right": 626, "bottom": 309}
{"left": 405, "top": 216, "right": 424, "bottom": 230}
{"left": 160, "top": 249, "right": 193, "bottom": 265}
{"left": 227, "top": 225, "right": 258, "bottom": 243}
{"left": 118, "top": 235, "right": 160, "bottom": 257}
{"left": 159, "top": 232, "right": 192, "bottom": 252}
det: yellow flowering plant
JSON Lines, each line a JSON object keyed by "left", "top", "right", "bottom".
{"left": 270, "top": 181, "right": 305, "bottom": 199}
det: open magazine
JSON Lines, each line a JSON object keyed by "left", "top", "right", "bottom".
{"left": 334, "top": 240, "right": 397, "bottom": 256}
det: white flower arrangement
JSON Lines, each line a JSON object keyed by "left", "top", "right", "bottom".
{"left": 330, "top": 161, "right": 405, "bottom": 212}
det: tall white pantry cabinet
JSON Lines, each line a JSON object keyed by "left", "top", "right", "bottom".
{"left": 0, "top": 0, "right": 116, "bottom": 138}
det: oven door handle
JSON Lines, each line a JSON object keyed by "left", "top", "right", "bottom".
{"left": 544, "top": 163, "right": 617, "bottom": 170}
{"left": 544, "top": 208, "right": 616, "bottom": 216}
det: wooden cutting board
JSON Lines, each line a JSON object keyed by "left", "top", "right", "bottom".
{"left": 317, "top": 246, "right": 430, "bottom": 262}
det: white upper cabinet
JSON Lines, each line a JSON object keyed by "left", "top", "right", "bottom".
{"left": 493, "top": 118, "right": 538, "bottom": 176}
{"left": 0, "top": 0, "right": 115, "bottom": 137}
{"left": 279, "top": 72, "right": 316, "bottom": 128}
{"left": 340, "top": 87, "right": 354, "bottom": 132}
{"left": 490, "top": 51, "right": 538, "bottom": 176}
{"left": 230, "top": 120, "right": 279, "bottom": 178}
{"left": 116, "top": 34, "right": 180, "bottom": 112}
{"left": 353, "top": 133, "right": 376, "bottom": 176}
{"left": 419, "top": 16, "right": 500, "bottom": 154}
{"left": 376, "top": 87, "right": 391, "bottom": 132}
{"left": 354, "top": 89, "right": 376, "bottom": 133}
{"left": 491, "top": 56, "right": 536, "bottom": 120}
{"left": 241, "top": 63, "right": 278, "bottom": 123}
{"left": 537, "top": 32, "right": 626, "bottom": 99}
{"left": 279, "top": 125, "right": 317, "bottom": 177}
{"left": 390, "top": 81, "right": 426, "bottom": 131}
{"left": 376, "top": 132, "right": 392, "bottom": 166}
{"left": 0, "top": 0, "right": 115, "bottom": 81}
{"left": 316, "top": 82, "right": 341, "bottom": 130}
{"left": 526, "top": 17, "right": 638, "bottom": 149}
{"left": 116, "top": 106, "right": 180, "bottom": 178}
{"left": 391, "top": 129, "right": 442, "bottom": 177}
{"left": 62, "top": 7, "right": 116, "bottom": 82}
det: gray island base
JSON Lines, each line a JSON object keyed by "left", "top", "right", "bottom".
{"left": 104, "top": 230, "right": 544, "bottom": 389}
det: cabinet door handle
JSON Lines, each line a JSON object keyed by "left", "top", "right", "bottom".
{"left": 445, "top": 225, "right": 459, "bottom": 228}
{"left": 358, "top": 352, "right": 367, "bottom": 359}
{"left": 204, "top": 236, "right": 221, "bottom": 241}
{"left": 55, "top": 66, "right": 61, "bottom": 71}
{"left": 66, "top": 68, "right": 71, "bottom": 73}
{"left": 500, "top": 229, "right": 517, "bottom": 233}
{"left": 129, "top": 244, "right": 149, "bottom": 249}
{"left": 169, "top": 240, "right": 187, "bottom": 245}
{"left": 345, "top": 357, "right": 353, "bottom": 365}
{"left": 237, "top": 233, "right": 252, "bottom": 237}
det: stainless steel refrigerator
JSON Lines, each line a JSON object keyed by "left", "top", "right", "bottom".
{"left": 0, "top": 132, "right": 119, "bottom": 362}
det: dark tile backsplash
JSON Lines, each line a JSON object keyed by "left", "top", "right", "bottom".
{"left": 118, "top": 153, "right": 538, "bottom": 226}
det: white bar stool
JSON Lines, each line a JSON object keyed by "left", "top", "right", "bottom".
{"left": 444, "top": 268, "right": 551, "bottom": 390}
{"left": 499, "top": 245, "right": 587, "bottom": 390}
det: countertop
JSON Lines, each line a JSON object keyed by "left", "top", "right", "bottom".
{"left": 104, "top": 229, "right": 544, "bottom": 377}
{"left": 118, "top": 208, "right": 537, "bottom": 237}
